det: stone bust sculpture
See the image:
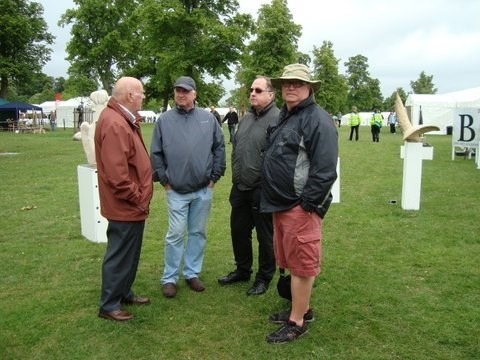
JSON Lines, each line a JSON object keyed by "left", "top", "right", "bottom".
{"left": 81, "top": 90, "right": 109, "bottom": 165}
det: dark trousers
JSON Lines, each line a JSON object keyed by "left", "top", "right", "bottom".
{"left": 99, "top": 220, "right": 145, "bottom": 312}
{"left": 349, "top": 125, "right": 359, "bottom": 141}
{"left": 371, "top": 125, "right": 380, "bottom": 142}
{"left": 229, "top": 185, "right": 275, "bottom": 283}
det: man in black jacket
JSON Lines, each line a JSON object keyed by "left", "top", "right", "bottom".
{"left": 261, "top": 64, "right": 338, "bottom": 343}
{"left": 218, "top": 76, "right": 279, "bottom": 296}
{"left": 222, "top": 106, "right": 239, "bottom": 143}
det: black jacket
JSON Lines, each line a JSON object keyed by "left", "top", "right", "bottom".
{"left": 232, "top": 101, "right": 279, "bottom": 191}
{"left": 223, "top": 110, "right": 239, "bottom": 125}
{"left": 260, "top": 96, "right": 338, "bottom": 218}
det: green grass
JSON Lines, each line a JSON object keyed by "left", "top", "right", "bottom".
{"left": 0, "top": 125, "right": 478, "bottom": 360}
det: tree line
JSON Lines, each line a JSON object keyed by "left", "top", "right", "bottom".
{"left": 1, "top": 0, "right": 437, "bottom": 114}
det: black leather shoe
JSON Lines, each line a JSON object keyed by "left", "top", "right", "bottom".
{"left": 246, "top": 280, "right": 269, "bottom": 296}
{"left": 218, "top": 271, "right": 250, "bottom": 285}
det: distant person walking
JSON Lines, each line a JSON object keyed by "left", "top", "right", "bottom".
{"left": 370, "top": 109, "right": 383, "bottom": 142}
{"left": 388, "top": 111, "right": 397, "bottom": 134}
{"left": 222, "top": 106, "right": 239, "bottom": 143}
{"left": 348, "top": 106, "right": 361, "bottom": 141}
{"left": 49, "top": 111, "right": 56, "bottom": 131}
{"left": 210, "top": 106, "right": 222, "bottom": 126}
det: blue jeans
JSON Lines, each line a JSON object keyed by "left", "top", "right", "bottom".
{"left": 162, "top": 187, "right": 213, "bottom": 284}
{"left": 228, "top": 124, "right": 236, "bottom": 143}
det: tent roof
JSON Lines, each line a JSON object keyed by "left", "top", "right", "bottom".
{"left": 405, "top": 87, "right": 480, "bottom": 107}
{"left": 138, "top": 110, "right": 157, "bottom": 118}
{"left": 0, "top": 98, "right": 8, "bottom": 105}
{"left": 0, "top": 100, "right": 42, "bottom": 111}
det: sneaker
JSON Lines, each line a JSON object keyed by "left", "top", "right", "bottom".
{"left": 269, "top": 308, "right": 314, "bottom": 324}
{"left": 266, "top": 320, "right": 308, "bottom": 343}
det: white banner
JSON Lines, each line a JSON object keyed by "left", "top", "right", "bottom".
{"left": 453, "top": 108, "right": 480, "bottom": 148}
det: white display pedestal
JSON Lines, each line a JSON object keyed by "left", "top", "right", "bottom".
{"left": 400, "top": 142, "right": 434, "bottom": 210}
{"left": 77, "top": 164, "right": 107, "bottom": 243}
{"left": 331, "top": 158, "right": 340, "bottom": 203}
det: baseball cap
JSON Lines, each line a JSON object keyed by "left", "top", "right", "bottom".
{"left": 174, "top": 76, "right": 196, "bottom": 91}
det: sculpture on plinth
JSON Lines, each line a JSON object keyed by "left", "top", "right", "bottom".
{"left": 395, "top": 93, "right": 439, "bottom": 143}
{"left": 80, "top": 90, "right": 109, "bottom": 165}
{"left": 395, "top": 93, "right": 440, "bottom": 210}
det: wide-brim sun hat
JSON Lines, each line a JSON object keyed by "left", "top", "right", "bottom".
{"left": 270, "top": 63, "right": 321, "bottom": 91}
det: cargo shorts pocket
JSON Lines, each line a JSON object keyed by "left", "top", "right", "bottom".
{"left": 296, "top": 232, "right": 320, "bottom": 266}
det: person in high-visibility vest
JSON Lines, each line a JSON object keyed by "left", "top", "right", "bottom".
{"left": 370, "top": 109, "right": 384, "bottom": 142}
{"left": 348, "top": 106, "right": 361, "bottom": 141}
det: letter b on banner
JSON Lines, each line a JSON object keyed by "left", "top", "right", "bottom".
{"left": 454, "top": 109, "right": 480, "bottom": 147}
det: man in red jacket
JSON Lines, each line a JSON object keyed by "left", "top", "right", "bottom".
{"left": 94, "top": 77, "right": 153, "bottom": 321}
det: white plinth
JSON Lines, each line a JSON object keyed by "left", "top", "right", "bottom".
{"left": 331, "top": 158, "right": 340, "bottom": 203}
{"left": 400, "top": 142, "right": 434, "bottom": 210}
{"left": 77, "top": 164, "right": 107, "bottom": 243}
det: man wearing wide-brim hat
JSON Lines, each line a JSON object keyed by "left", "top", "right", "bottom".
{"left": 270, "top": 63, "right": 322, "bottom": 94}
{"left": 260, "top": 63, "right": 338, "bottom": 343}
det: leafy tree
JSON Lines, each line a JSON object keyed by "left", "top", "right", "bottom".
{"left": 311, "top": 41, "right": 348, "bottom": 114}
{"left": 54, "top": 77, "right": 66, "bottom": 94}
{"left": 344, "top": 54, "right": 383, "bottom": 111}
{"left": 28, "top": 85, "right": 55, "bottom": 105}
{"left": 61, "top": 74, "right": 98, "bottom": 100}
{"left": 15, "top": 73, "right": 53, "bottom": 102}
{"left": 383, "top": 87, "right": 408, "bottom": 110}
{"left": 0, "top": 0, "right": 54, "bottom": 98}
{"left": 59, "top": 0, "right": 143, "bottom": 92}
{"left": 410, "top": 71, "right": 437, "bottom": 94}
{"left": 236, "top": 0, "right": 302, "bottom": 109}
{"left": 368, "top": 77, "right": 384, "bottom": 110}
{"left": 136, "top": 0, "right": 254, "bottom": 110}
{"left": 296, "top": 52, "right": 311, "bottom": 66}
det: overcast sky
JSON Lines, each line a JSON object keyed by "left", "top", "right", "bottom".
{"left": 39, "top": 0, "right": 480, "bottom": 97}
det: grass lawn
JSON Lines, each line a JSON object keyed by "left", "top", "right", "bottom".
{"left": 0, "top": 124, "right": 478, "bottom": 359}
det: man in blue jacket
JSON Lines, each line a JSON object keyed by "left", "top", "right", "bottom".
{"left": 151, "top": 76, "right": 226, "bottom": 298}
{"left": 261, "top": 64, "right": 338, "bottom": 343}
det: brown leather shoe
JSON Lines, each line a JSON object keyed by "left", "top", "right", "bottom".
{"left": 162, "top": 283, "right": 177, "bottom": 298}
{"left": 98, "top": 309, "right": 134, "bottom": 321}
{"left": 122, "top": 295, "right": 150, "bottom": 305}
{"left": 186, "top": 277, "right": 205, "bottom": 292}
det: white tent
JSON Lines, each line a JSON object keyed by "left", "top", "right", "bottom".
{"left": 405, "top": 87, "right": 480, "bottom": 134}
{"left": 39, "top": 97, "right": 92, "bottom": 128}
{"left": 138, "top": 110, "right": 157, "bottom": 122}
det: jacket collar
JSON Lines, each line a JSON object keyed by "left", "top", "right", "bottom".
{"left": 279, "top": 95, "right": 315, "bottom": 118}
{"left": 249, "top": 100, "right": 276, "bottom": 117}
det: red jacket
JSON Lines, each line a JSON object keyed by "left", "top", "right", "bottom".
{"left": 94, "top": 98, "right": 153, "bottom": 221}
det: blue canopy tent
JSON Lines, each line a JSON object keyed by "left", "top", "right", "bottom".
{"left": 0, "top": 101, "right": 43, "bottom": 130}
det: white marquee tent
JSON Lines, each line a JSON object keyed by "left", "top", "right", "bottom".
{"left": 405, "top": 87, "right": 480, "bottom": 134}
{"left": 39, "top": 97, "right": 92, "bottom": 128}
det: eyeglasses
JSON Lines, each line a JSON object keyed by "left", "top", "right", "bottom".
{"left": 249, "top": 87, "right": 273, "bottom": 94}
{"left": 281, "top": 81, "right": 307, "bottom": 89}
